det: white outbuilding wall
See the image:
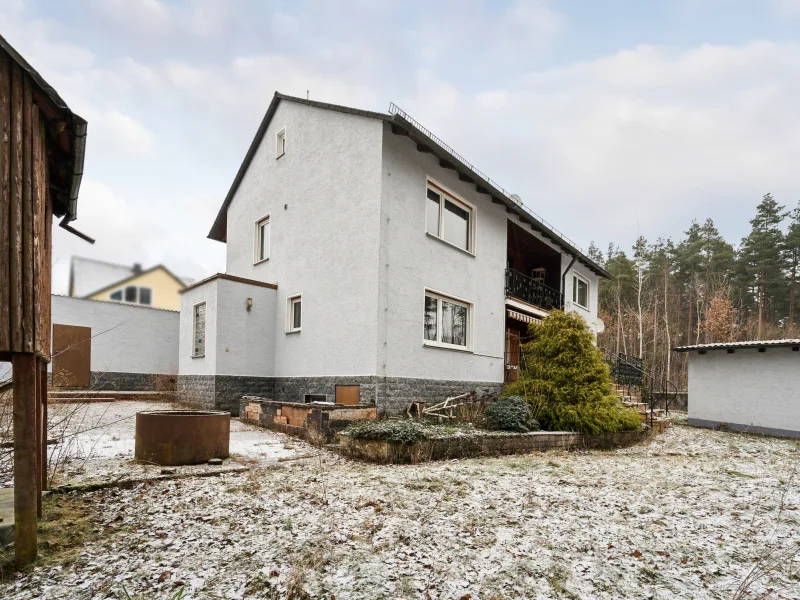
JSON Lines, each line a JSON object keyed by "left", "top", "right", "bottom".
{"left": 688, "top": 346, "right": 800, "bottom": 438}
{"left": 51, "top": 295, "right": 179, "bottom": 375}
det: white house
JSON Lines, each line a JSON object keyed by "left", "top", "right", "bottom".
{"left": 675, "top": 339, "right": 800, "bottom": 439}
{"left": 178, "top": 93, "right": 610, "bottom": 414}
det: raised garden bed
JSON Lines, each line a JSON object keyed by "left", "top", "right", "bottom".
{"left": 337, "top": 423, "right": 653, "bottom": 464}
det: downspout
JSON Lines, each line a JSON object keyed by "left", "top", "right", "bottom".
{"left": 58, "top": 119, "right": 95, "bottom": 243}
{"left": 561, "top": 254, "right": 578, "bottom": 306}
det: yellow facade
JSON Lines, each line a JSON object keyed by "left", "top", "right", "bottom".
{"left": 89, "top": 267, "right": 184, "bottom": 311}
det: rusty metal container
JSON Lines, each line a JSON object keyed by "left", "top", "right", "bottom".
{"left": 134, "top": 410, "right": 230, "bottom": 466}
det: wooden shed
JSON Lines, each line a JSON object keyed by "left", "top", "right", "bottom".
{"left": 0, "top": 33, "right": 90, "bottom": 566}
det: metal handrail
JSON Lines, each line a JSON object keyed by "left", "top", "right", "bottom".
{"left": 388, "top": 102, "right": 585, "bottom": 255}
{"left": 505, "top": 268, "right": 564, "bottom": 311}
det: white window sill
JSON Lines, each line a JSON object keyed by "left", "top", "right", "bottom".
{"left": 253, "top": 257, "right": 270, "bottom": 266}
{"left": 425, "top": 232, "right": 475, "bottom": 257}
{"left": 191, "top": 354, "right": 205, "bottom": 359}
{"left": 423, "top": 341, "right": 473, "bottom": 354}
{"left": 276, "top": 152, "right": 285, "bottom": 160}
{"left": 286, "top": 329, "right": 301, "bottom": 334}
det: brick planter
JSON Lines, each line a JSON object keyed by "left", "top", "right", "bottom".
{"left": 240, "top": 397, "right": 377, "bottom": 442}
{"left": 337, "top": 428, "right": 653, "bottom": 464}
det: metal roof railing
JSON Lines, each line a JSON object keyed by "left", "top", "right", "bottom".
{"left": 388, "top": 102, "right": 584, "bottom": 255}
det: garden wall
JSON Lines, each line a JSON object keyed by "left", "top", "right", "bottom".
{"left": 337, "top": 428, "right": 653, "bottom": 464}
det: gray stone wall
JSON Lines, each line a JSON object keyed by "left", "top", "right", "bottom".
{"left": 50, "top": 371, "right": 177, "bottom": 392}
{"left": 181, "top": 374, "right": 502, "bottom": 417}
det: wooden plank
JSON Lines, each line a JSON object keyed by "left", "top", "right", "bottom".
{"left": 41, "top": 363, "right": 48, "bottom": 492}
{"left": 32, "top": 108, "right": 45, "bottom": 356}
{"left": 13, "top": 352, "right": 38, "bottom": 567}
{"left": 43, "top": 185, "right": 52, "bottom": 358}
{"left": 0, "top": 51, "right": 10, "bottom": 352}
{"left": 9, "top": 62, "right": 23, "bottom": 352}
{"left": 21, "top": 74, "right": 34, "bottom": 352}
{"left": 335, "top": 385, "right": 361, "bottom": 406}
{"left": 35, "top": 356, "right": 43, "bottom": 518}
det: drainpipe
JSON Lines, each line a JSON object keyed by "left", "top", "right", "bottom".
{"left": 561, "top": 254, "right": 578, "bottom": 306}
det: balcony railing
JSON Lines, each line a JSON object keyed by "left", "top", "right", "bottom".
{"left": 505, "top": 268, "right": 564, "bottom": 311}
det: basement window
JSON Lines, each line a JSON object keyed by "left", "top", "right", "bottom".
{"left": 193, "top": 302, "right": 206, "bottom": 358}
{"left": 276, "top": 127, "right": 286, "bottom": 158}
{"left": 426, "top": 180, "right": 474, "bottom": 253}
{"left": 305, "top": 394, "right": 329, "bottom": 403}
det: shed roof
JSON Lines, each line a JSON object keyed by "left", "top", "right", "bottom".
{"left": 674, "top": 339, "right": 800, "bottom": 352}
{"left": 0, "top": 33, "right": 87, "bottom": 233}
{"left": 208, "top": 92, "right": 611, "bottom": 279}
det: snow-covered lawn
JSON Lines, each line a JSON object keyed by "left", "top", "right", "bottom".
{"left": 2, "top": 418, "right": 799, "bottom": 599}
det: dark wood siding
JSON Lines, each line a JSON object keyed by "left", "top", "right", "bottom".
{"left": 0, "top": 48, "right": 53, "bottom": 358}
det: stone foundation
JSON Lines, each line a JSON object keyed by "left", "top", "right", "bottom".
{"left": 177, "top": 374, "right": 503, "bottom": 417}
{"left": 51, "top": 371, "right": 177, "bottom": 392}
{"left": 338, "top": 428, "right": 653, "bottom": 464}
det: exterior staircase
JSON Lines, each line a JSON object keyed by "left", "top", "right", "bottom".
{"left": 612, "top": 385, "right": 672, "bottom": 434}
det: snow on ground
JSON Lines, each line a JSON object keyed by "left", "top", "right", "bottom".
{"left": 1, "top": 401, "right": 306, "bottom": 489}
{"left": 2, "top": 421, "right": 799, "bottom": 599}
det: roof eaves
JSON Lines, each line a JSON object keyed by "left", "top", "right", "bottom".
{"left": 82, "top": 264, "right": 186, "bottom": 299}
{"left": 673, "top": 339, "right": 800, "bottom": 352}
{"left": 388, "top": 114, "right": 612, "bottom": 279}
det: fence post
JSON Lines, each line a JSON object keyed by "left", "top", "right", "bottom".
{"left": 12, "top": 352, "right": 38, "bottom": 567}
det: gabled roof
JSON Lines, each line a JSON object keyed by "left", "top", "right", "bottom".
{"left": 208, "top": 92, "right": 611, "bottom": 279}
{"left": 674, "top": 339, "right": 800, "bottom": 352}
{"left": 84, "top": 264, "right": 188, "bottom": 299}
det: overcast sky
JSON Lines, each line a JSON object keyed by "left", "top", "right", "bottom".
{"left": 3, "top": 0, "right": 800, "bottom": 293}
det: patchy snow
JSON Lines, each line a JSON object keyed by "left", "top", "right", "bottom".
{"left": 1, "top": 402, "right": 306, "bottom": 489}
{"left": 2, "top": 423, "right": 799, "bottom": 599}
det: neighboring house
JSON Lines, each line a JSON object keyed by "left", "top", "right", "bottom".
{"left": 178, "top": 92, "right": 611, "bottom": 414}
{"left": 674, "top": 339, "right": 800, "bottom": 439}
{"left": 69, "top": 256, "right": 194, "bottom": 311}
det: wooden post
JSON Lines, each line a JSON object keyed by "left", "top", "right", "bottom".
{"left": 41, "top": 362, "right": 48, "bottom": 492}
{"left": 13, "top": 352, "right": 37, "bottom": 567}
{"left": 35, "top": 357, "right": 42, "bottom": 518}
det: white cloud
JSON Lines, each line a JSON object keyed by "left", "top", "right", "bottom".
{"left": 770, "top": 0, "right": 800, "bottom": 17}
{"left": 92, "top": 0, "right": 174, "bottom": 35}
{"left": 92, "top": 110, "right": 157, "bottom": 155}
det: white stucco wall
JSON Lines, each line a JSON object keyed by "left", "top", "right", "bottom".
{"left": 214, "top": 278, "right": 276, "bottom": 377}
{"left": 688, "top": 347, "right": 800, "bottom": 436}
{"left": 51, "top": 295, "right": 179, "bottom": 374}
{"left": 224, "top": 101, "right": 384, "bottom": 377}
{"left": 178, "top": 280, "right": 218, "bottom": 376}
{"left": 379, "top": 127, "right": 508, "bottom": 382}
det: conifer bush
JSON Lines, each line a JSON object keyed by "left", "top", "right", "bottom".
{"left": 503, "top": 310, "right": 641, "bottom": 434}
{"left": 484, "top": 396, "right": 540, "bottom": 432}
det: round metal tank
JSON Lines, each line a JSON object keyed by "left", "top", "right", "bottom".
{"left": 134, "top": 410, "right": 230, "bottom": 466}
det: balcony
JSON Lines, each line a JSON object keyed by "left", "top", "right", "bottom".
{"left": 505, "top": 268, "right": 564, "bottom": 312}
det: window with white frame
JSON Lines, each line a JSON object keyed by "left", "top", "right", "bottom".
{"left": 254, "top": 215, "right": 270, "bottom": 262}
{"left": 276, "top": 127, "right": 286, "bottom": 158}
{"left": 573, "top": 273, "right": 589, "bottom": 309}
{"left": 110, "top": 286, "right": 151, "bottom": 305}
{"left": 193, "top": 302, "right": 206, "bottom": 357}
{"left": 287, "top": 295, "right": 302, "bottom": 332}
{"left": 425, "top": 181, "right": 474, "bottom": 253}
{"left": 423, "top": 290, "right": 471, "bottom": 350}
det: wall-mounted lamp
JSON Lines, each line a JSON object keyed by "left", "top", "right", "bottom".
{"left": 246, "top": 297, "right": 253, "bottom": 311}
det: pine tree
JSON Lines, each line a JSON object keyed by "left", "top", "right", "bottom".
{"left": 785, "top": 201, "right": 800, "bottom": 329}
{"left": 738, "top": 193, "right": 788, "bottom": 338}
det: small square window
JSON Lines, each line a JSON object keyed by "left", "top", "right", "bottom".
{"left": 276, "top": 127, "right": 286, "bottom": 158}
{"left": 139, "top": 287, "right": 152, "bottom": 305}
{"left": 125, "top": 286, "right": 138, "bottom": 303}
{"left": 572, "top": 274, "right": 589, "bottom": 309}
{"left": 254, "top": 216, "right": 270, "bottom": 263}
{"left": 287, "top": 295, "right": 302, "bottom": 333}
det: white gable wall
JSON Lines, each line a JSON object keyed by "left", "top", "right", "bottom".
{"left": 223, "top": 101, "right": 384, "bottom": 377}
{"left": 378, "top": 127, "right": 508, "bottom": 382}
{"left": 179, "top": 279, "right": 219, "bottom": 376}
